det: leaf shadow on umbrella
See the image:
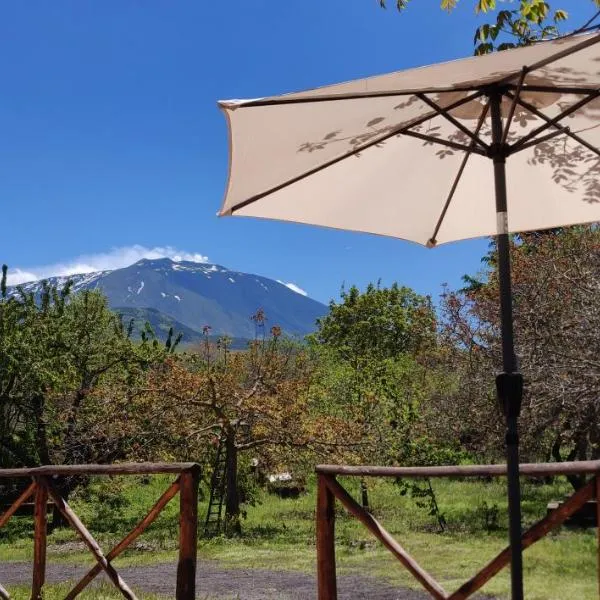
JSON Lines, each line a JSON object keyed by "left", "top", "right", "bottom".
{"left": 530, "top": 136, "right": 600, "bottom": 204}
{"left": 296, "top": 72, "right": 600, "bottom": 204}
{"left": 297, "top": 120, "right": 398, "bottom": 156}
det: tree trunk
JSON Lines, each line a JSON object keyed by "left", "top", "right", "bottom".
{"left": 360, "top": 478, "right": 369, "bottom": 509}
{"left": 63, "top": 389, "right": 85, "bottom": 463}
{"left": 30, "top": 393, "right": 68, "bottom": 530}
{"left": 553, "top": 436, "right": 586, "bottom": 491}
{"left": 49, "top": 389, "right": 87, "bottom": 530}
{"left": 225, "top": 432, "right": 241, "bottom": 536}
{"left": 32, "top": 394, "right": 50, "bottom": 466}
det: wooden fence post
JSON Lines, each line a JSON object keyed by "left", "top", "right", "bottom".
{"left": 176, "top": 466, "right": 200, "bottom": 600}
{"left": 596, "top": 474, "right": 600, "bottom": 600}
{"left": 317, "top": 473, "right": 337, "bottom": 600}
{"left": 31, "top": 477, "right": 48, "bottom": 600}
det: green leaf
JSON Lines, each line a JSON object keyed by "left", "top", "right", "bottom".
{"left": 554, "top": 9, "right": 568, "bottom": 23}
{"left": 475, "top": 0, "right": 496, "bottom": 14}
{"left": 474, "top": 42, "right": 494, "bottom": 55}
{"left": 440, "top": 0, "right": 458, "bottom": 10}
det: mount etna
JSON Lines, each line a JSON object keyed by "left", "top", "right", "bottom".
{"left": 8, "top": 258, "right": 327, "bottom": 344}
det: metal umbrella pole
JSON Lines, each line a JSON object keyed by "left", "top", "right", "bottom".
{"left": 489, "top": 89, "right": 525, "bottom": 600}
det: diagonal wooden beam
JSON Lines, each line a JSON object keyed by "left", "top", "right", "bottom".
{"left": 45, "top": 482, "right": 138, "bottom": 600}
{"left": 65, "top": 478, "right": 180, "bottom": 599}
{"left": 323, "top": 475, "right": 447, "bottom": 600}
{"left": 0, "top": 481, "right": 36, "bottom": 528}
{"left": 0, "top": 583, "right": 10, "bottom": 600}
{"left": 448, "top": 477, "right": 595, "bottom": 600}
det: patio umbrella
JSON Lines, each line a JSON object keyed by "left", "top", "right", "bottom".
{"left": 217, "top": 32, "right": 600, "bottom": 599}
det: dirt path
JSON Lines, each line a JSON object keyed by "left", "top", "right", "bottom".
{"left": 0, "top": 560, "right": 433, "bottom": 599}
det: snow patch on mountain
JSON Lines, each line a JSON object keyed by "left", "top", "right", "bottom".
{"left": 277, "top": 280, "right": 307, "bottom": 296}
{"left": 13, "top": 271, "right": 109, "bottom": 296}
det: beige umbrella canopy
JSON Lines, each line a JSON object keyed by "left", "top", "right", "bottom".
{"left": 219, "top": 32, "right": 600, "bottom": 246}
{"left": 217, "top": 32, "right": 600, "bottom": 600}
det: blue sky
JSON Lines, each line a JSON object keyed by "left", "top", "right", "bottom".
{"left": 1, "top": 1, "right": 595, "bottom": 304}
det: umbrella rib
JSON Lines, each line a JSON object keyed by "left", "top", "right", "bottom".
{"left": 231, "top": 86, "right": 486, "bottom": 108}
{"left": 502, "top": 69, "right": 527, "bottom": 145}
{"left": 521, "top": 31, "right": 600, "bottom": 74}
{"left": 563, "top": 9, "right": 600, "bottom": 39}
{"left": 228, "top": 91, "right": 486, "bottom": 214}
{"left": 507, "top": 84, "right": 600, "bottom": 95}
{"left": 226, "top": 33, "right": 600, "bottom": 111}
{"left": 427, "top": 100, "right": 491, "bottom": 247}
{"left": 416, "top": 93, "right": 490, "bottom": 151}
{"left": 507, "top": 91, "right": 600, "bottom": 158}
{"left": 232, "top": 33, "right": 600, "bottom": 109}
{"left": 509, "top": 89, "right": 600, "bottom": 152}
{"left": 511, "top": 126, "right": 571, "bottom": 154}
{"left": 400, "top": 130, "right": 483, "bottom": 154}
{"left": 234, "top": 82, "right": 594, "bottom": 110}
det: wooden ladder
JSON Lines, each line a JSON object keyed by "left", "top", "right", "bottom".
{"left": 203, "top": 438, "right": 227, "bottom": 537}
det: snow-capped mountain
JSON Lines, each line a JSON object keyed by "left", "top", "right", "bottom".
{"left": 8, "top": 258, "right": 327, "bottom": 342}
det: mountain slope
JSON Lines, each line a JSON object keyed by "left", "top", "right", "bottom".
{"left": 10, "top": 258, "right": 326, "bottom": 340}
{"left": 114, "top": 306, "right": 250, "bottom": 349}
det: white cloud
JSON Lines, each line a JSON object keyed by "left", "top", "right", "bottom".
{"left": 277, "top": 280, "right": 308, "bottom": 297}
{"left": 5, "top": 245, "right": 209, "bottom": 286}
{"left": 6, "top": 269, "right": 39, "bottom": 286}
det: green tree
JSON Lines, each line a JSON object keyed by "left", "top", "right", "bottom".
{"left": 311, "top": 284, "right": 456, "bottom": 509}
{"left": 140, "top": 322, "right": 346, "bottom": 535}
{"left": 0, "top": 270, "right": 175, "bottom": 470}
{"left": 380, "top": 0, "right": 600, "bottom": 54}
{"left": 313, "top": 283, "right": 436, "bottom": 367}
{"left": 0, "top": 268, "right": 72, "bottom": 467}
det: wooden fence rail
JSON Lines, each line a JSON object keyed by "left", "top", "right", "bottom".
{"left": 315, "top": 460, "right": 600, "bottom": 600}
{"left": 0, "top": 462, "right": 201, "bottom": 600}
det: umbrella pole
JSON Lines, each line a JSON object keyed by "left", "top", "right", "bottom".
{"left": 490, "top": 91, "right": 524, "bottom": 600}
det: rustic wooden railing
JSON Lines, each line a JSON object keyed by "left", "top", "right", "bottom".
{"left": 316, "top": 460, "right": 600, "bottom": 600}
{"left": 0, "top": 462, "right": 201, "bottom": 600}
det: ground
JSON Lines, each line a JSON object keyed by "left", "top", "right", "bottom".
{"left": 1, "top": 560, "right": 435, "bottom": 599}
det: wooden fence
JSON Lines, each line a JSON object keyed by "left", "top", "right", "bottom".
{"left": 316, "top": 460, "right": 600, "bottom": 600}
{"left": 0, "top": 462, "right": 201, "bottom": 600}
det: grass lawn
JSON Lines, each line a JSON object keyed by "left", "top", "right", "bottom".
{"left": 6, "top": 584, "right": 236, "bottom": 599}
{"left": 0, "top": 473, "right": 596, "bottom": 599}
{"left": 6, "top": 583, "right": 164, "bottom": 600}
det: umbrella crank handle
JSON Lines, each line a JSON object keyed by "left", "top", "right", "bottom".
{"left": 496, "top": 372, "right": 523, "bottom": 422}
